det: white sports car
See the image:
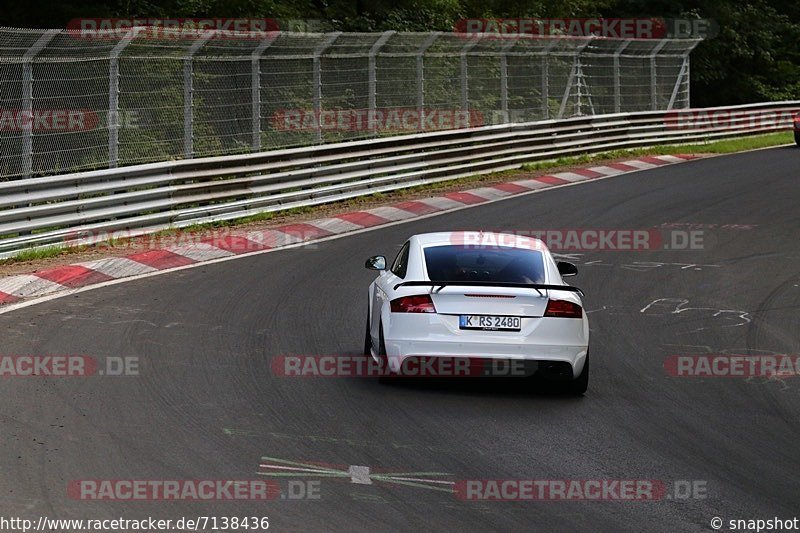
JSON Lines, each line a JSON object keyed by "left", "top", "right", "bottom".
{"left": 364, "top": 231, "right": 590, "bottom": 394}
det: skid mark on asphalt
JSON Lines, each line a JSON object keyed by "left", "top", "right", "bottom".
{"left": 640, "top": 298, "right": 752, "bottom": 332}
{"left": 552, "top": 253, "right": 721, "bottom": 272}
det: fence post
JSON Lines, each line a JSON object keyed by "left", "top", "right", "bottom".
{"left": 667, "top": 55, "right": 690, "bottom": 110}
{"left": 416, "top": 32, "right": 440, "bottom": 131}
{"left": 460, "top": 37, "right": 480, "bottom": 111}
{"left": 558, "top": 41, "right": 590, "bottom": 119}
{"left": 312, "top": 32, "right": 341, "bottom": 144}
{"left": 251, "top": 32, "right": 280, "bottom": 152}
{"left": 21, "top": 29, "right": 59, "bottom": 178}
{"left": 367, "top": 31, "right": 395, "bottom": 135}
{"left": 540, "top": 39, "right": 558, "bottom": 120}
{"left": 686, "top": 56, "right": 691, "bottom": 107}
{"left": 613, "top": 40, "right": 631, "bottom": 113}
{"left": 108, "top": 30, "right": 138, "bottom": 168}
{"left": 649, "top": 40, "right": 668, "bottom": 110}
{"left": 183, "top": 34, "right": 211, "bottom": 159}
{"left": 499, "top": 40, "right": 516, "bottom": 122}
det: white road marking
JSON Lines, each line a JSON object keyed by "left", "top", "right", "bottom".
{"left": 77, "top": 257, "right": 157, "bottom": 277}
{"left": 0, "top": 275, "right": 64, "bottom": 297}
{"left": 168, "top": 243, "right": 236, "bottom": 262}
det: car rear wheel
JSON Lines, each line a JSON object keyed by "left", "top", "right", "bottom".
{"left": 564, "top": 354, "right": 589, "bottom": 395}
{"left": 795, "top": 130, "right": 800, "bottom": 146}
{"left": 377, "top": 323, "right": 395, "bottom": 383}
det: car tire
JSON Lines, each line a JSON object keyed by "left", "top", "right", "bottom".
{"left": 377, "top": 323, "right": 395, "bottom": 383}
{"left": 363, "top": 311, "right": 372, "bottom": 357}
{"left": 795, "top": 131, "right": 800, "bottom": 146}
{"left": 564, "top": 354, "right": 589, "bottom": 395}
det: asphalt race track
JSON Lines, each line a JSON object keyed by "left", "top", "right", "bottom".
{"left": 2, "top": 146, "right": 799, "bottom": 532}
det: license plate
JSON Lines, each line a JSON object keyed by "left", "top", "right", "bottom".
{"left": 459, "top": 315, "right": 521, "bottom": 331}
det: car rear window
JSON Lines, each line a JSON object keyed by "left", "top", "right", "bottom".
{"left": 423, "top": 245, "right": 546, "bottom": 283}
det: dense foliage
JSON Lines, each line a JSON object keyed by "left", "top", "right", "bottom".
{"left": 6, "top": 0, "right": 800, "bottom": 106}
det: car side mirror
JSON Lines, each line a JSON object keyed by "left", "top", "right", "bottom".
{"left": 557, "top": 261, "right": 578, "bottom": 277}
{"left": 365, "top": 255, "right": 387, "bottom": 271}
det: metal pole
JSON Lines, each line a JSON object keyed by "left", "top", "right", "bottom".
{"left": 540, "top": 39, "right": 558, "bottom": 120}
{"left": 367, "top": 31, "right": 395, "bottom": 135}
{"left": 667, "top": 55, "right": 690, "bottom": 110}
{"left": 680, "top": 40, "right": 701, "bottom": 108}
{"left": 613, "top": 40, "right": 631, "bottom": 113}
{"left": 416, "top": 32, "right": 440, "bottom": 131}
{"left": 108, "top": 30, "right": 138, "bottom": 168}
{"left": 183, "top": 35, "right": 211, "bottom": 159}
{"left": 460, "top": 37, "right": 480, "bottom": 111}
{"left": 251, "top": 32, "right": 280, "bottom": 152}
{"left": 558, "top": 41, "right": 590, "bottom": 119}
{"left": 686, "top": 57, "right": 691, "bottom": 108}
{"left": 21, "top": 30, "right": 58, "bottom": 177}
{"left": 312, "top": 32, "right": 341, "bottom": 144}
{"left": 499, "top": 40, "right": 516, "bottom": 121}
{"left": 649, "top": 40, "right": 668, "bottom": 111}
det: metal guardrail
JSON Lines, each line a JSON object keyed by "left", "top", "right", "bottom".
{"left": 0, "top": 100, "right": 797, "bottom": 257}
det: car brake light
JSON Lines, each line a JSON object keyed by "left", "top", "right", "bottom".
{"left": 544, "top": 299, "right": 583, "bottom": 318}
{"left": 390, "top": 294, "right": 436, "bottom": 313}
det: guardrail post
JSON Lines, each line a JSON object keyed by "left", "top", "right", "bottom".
{"left": 368, "top": 31, "right": 395, "bottom": 135}
{"left": 613, "top": 40, "right": 631, "bottom": 113}
{"left": 312, "top": 32, "right": 341, "bottom": 144}
{"left": 251, "top": 32, "right": 279, "bottom": 152}
{"left": 108, "top": 30, "right": 137, "bottom": 168}
{"left": 649, "top": 40, "right": 668, "bottom": 111}
{"left": 416, "top": 32, "right": 440, "bottom": 131}
{"left": 460, "top": 37, "right": 480, "bottom": 111}
{"left": 21, "top": 29, "right": 59, "bottom": 178}
{"left": 183, "top": 34, "right": 211, "bottom": 159}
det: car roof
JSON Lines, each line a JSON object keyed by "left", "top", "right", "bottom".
{"left": 411, "top": 231, "right": 548, "bottom": 251}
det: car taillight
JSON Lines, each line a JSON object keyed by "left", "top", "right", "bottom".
{"left": 544, "top": 299, "right": 583, "bottom": 318}
{"left": 794, "top": 115, "right": 800, "bottom": 129}
{"left": 390, "top": 294, "right": 436, "bottom": 313}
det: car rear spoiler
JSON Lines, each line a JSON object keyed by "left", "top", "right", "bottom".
{"left": 393, "top": 281, "right": 585, "bottom": 297}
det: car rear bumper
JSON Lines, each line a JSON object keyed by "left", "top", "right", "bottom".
{"left": 382, "top": 313, "right": 588, "bottom": 378}
{"left": 384, "top": 341, "right": 588, "bottom": 378}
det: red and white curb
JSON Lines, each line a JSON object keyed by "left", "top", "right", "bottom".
{"left": 0, "top": 154, "right": 699, "bottom": 307}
